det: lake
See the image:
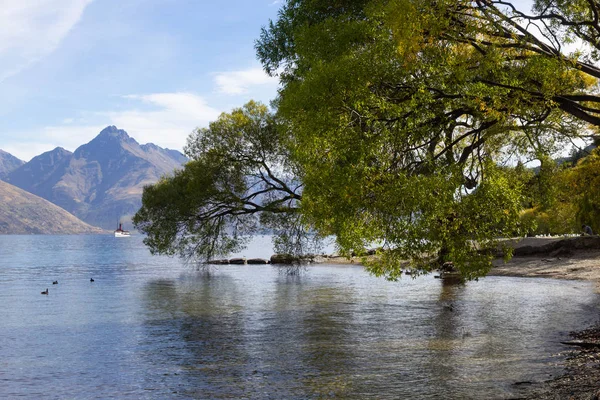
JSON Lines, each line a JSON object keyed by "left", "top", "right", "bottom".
{"left": 0, "top": 235, "right": 597, "bottom": 399}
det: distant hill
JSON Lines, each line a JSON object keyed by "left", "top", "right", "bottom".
{"left": 0, "top": 180, "right": 104, "bottom": 234}
{"left": 0, "top": 150, "right": 25, "bottom": 180}
{"left": 5, "top": 126, "right": 187, "bottom": 230}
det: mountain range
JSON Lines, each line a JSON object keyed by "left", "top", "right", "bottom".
{"left": 1, "top": 126, "right": 187, "bottom": 232}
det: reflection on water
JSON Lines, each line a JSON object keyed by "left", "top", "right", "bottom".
{"left": 0, "top": 235, "right": 598, "bottom": 399}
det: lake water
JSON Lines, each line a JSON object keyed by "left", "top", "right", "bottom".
{"left": 0, "top": 235, "right": 597, "bottom": 399}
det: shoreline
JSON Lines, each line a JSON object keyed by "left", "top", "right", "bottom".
{"left": 323, "top": 241, "right": 600, "bottom": 399}
{"left": 233, "top": 237, "right": 600, "bottom": 398}
{"left": 490, "top": 249, "right": 600, "bottom": 292}
{"left": 490, "top": 248, "right": 600, "bottom": 399}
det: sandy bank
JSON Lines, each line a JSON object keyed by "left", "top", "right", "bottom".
{"left": 491, "top": 249, "right": 600, "bottom": 290}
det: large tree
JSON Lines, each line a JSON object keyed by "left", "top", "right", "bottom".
{"left": 133, "top": 101, "right": 314, "bottom": 262}
{"left": 255, "top": 0, "right": 599, "bottom": 279}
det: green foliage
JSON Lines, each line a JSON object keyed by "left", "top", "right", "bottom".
{"left": 361, "top": 163, "right": 528, "bottom": 281}
{"left": 534, "top": 154, "right": 560, "bottom": 211}
{"left": 519, "top": 204, "right": 578, "bottom": 236}
{"left": 516, "top": 148, "right": 600, "bottom": 237}
{"left": 138, "top": 0, "right": 600, "bottom": 278}
{"left": 561, "top": 148, "right": 600, "bottom": 233}
{"left": 133, "top": 101, "right": 310, "bottom": 261}
{"left": 256, "top": 0, "right": 598, "bottom": 278}
{"left": 133, "top": 162, "right": 250, "bottom": 259}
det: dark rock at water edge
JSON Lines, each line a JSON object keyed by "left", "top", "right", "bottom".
{"left": 524, "top": 324, "right": 600, "bottom": 399}
{"left": 206, "top": 258, "right": 270, "bottom": 265}
{"left": 247, "top": 258, "right": 269, "bottom": 264}
{"left": 270, "top": 254, "right": 317, "bottom": 264}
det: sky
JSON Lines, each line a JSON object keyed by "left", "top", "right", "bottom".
{"left": 0, "top": 0, "right": 284, "bottom": 161}
{"left": 0, "top": 0, "right": 543, "bottom": 162}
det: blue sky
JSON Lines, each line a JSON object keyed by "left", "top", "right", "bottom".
{"left": 0, "top": 0, "right": 542, "bottom": 162}
{"left": 0, "top": 0, "right": 283, "bottom": 161}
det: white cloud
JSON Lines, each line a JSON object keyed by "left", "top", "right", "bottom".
{"left": 38, "top": 124, "right": 108, "bottom": 147}
{"left": 214, "top": 67, "right": 278, "bottom": 95}
{"left": 0, "top": 0, "right": 93, "bottom": 82}
{"left": 2, "top": 92, "right": 220, "bottom": 161}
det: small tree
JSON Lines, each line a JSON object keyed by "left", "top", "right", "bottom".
{"left": 133, "top": 101, "right": 317, "bottom": 262}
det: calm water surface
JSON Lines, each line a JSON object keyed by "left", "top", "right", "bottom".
{"left": 0, "top": 235, "right": 598, "bottom": 399}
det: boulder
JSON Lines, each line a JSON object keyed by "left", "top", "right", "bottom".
{"left": 229, "top": 258, "right": 247, "bottom": 265}
{"left": 440, "top": 261, "right": 456, "bottom": 272}
{"left": 270, "top": 254, "right": 315, "bottom": 264}
{"left": 270, "top": 254, "right": 298, "bottom": 264}
{"left": 247, "top": 258, "right": 269, "bottom": 264}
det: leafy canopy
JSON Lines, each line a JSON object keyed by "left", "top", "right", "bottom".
{"left": 136, "top": 1, "right": 600, "bottom": 279}
{"left": 255, "top": 0, "right": 599, "bottom": 279}
{"left": 560, "top": 148, "right": 600, "bottom": 234}
{"left": 133, "top": 101, "right": 312, "bottom": 261}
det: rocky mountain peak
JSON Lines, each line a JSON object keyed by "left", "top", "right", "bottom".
{"left": 28, "top": 147, "right": 72, "bottom": 166}
{"left": 97, "top": 125, "right": 130, "bottom": 140}
{"left": 4, "top": 126, "right": 188, "bottom": 230}
{"left": 88, "top": 125, "right": 138, "bottom": 147}
{"left": 141, "top": 143, "right": 159, "bottom": 151}
{"left": 75, "top": 126, "right": 139, "bottom": 159}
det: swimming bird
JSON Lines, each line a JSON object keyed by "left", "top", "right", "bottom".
{"left": 41, "top": 289, "right": 48, "bottom": 295}
{"left": 52, "top": 280, "right": 58, "bottom": 285}
{"left": 90, "top": 278, "right": 94, "bottom": 282}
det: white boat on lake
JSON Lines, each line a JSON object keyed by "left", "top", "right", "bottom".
{"left": 114, "top": 223, "right": 131, "bottom": 237}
